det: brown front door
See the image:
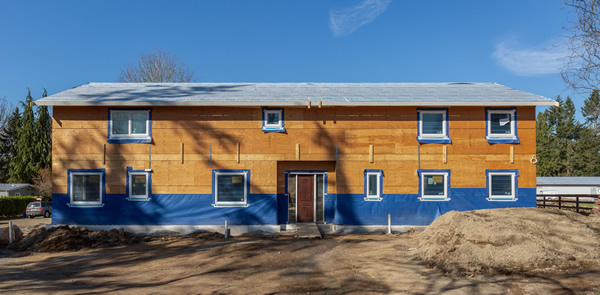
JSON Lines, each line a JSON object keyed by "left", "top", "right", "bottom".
{"left": 297, "top": 175, "right": 314, "bottom": 222}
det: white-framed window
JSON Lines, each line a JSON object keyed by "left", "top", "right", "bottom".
{"left": 488, "top": 171, "right": 517, "bottom": 201}
{"left": 262, "top": 108, "right": 285, "bottom": 132}
{"left": 419, "top": 171, "right": 449, "bottom": 201}
{"left": 364, "top": 170, "right": 382, "bottom": 201}
{"left": 69, "top": 171, "right": 104, "bottom": 206}
{"left": 214, "top": 170, "right": 249, "bottom": 206}
{"left": 109, "top": 109, "right": 151, "bottom": 142}
{"left": 15, "top": 192, "right": 21, "bottom": 196}
{"left": 128, "top": 171, "right": 150, "bottom": 200}
{"left": 486, "top": 109, "right": 518, "bottom": 143}
{"left": 417, "top": 109, "right": 450, "bottom": 143}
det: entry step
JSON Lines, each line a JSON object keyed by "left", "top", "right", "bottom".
{"left": 296, "top": 222, "right": 322, "bottom": 239}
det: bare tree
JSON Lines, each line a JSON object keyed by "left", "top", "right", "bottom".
{"left": 32, "top": 168, "right": 52, "bottom": 199}
{"left": 117, "top": 48, "right": 197, "bottom": 82}
{"left": 0, "top": 97, "right": 10, "bottom": 132}
{"left": 562, "top": 0, "right": 600, "bottom": 93}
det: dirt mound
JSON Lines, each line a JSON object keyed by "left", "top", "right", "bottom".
{"left": 8, "top": 226, "right": 226, "bottom": 252}
{"left": 9, "top": 226, "right": 145, "bottom": 251}
{"left": 415, "top": 208, "right": 600, "bottom": 276}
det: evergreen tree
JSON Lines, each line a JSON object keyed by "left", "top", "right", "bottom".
{"left": 581, "top": 89, "right": 600, "bottom": 135}
{"left": 0, "top": 107, "right": 22, "bottom": 182}
{"left": 8, "top": 90, "right": 37, "bottom": 183}
{"left": 575, "top": 89, "right": 600, "bottom": 175}
{"left": 34, "top": 89, "right": 51, "bottom": 170}
{"left": 536, "top": 96, "right": 583, "bottom": 176}
{"left": 537, "top": 110, "right": 558, "bottom": 176}
{"left": 573, "top": 127, "right": 600, "bottom": 176}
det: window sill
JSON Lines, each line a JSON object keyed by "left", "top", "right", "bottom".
{"left": 487, "top": 197, "right": 517, "bottom": 202}
{"left": 262, "top": 127, "right": 286, "bottom": 133}
{"left": 126, "top": 197, "right": 151, "bottom": 202}
{"left": 419, "top": 197, "right": 450, "bottom": 202}
{"left": 212, "top": 204, "right": 249, "bottom": 208}
{"left": 68, "top": 203, "right": 105, "bottom": 208}
{"left": 416, "top": 136, "right": 451, "bottom": 144}
{"left": 107, "top": 137, "right": 152, "bottom": 143}
{"left": 485, "top": 136, "right": 519, "bottom": 144}
{"left": 364, "top": 197, "right": 382, "bottom": 201}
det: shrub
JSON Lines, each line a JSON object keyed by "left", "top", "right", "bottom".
{"left": 0, "top": 196, "right": 37, "bottom": 217}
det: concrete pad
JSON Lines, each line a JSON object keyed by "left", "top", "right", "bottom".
{"left": 296, "top": 222, "right": 321, "bottom": 239}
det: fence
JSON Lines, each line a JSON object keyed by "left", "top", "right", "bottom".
{"left": 536, "top": 194, "right": 599, "bottom": 215}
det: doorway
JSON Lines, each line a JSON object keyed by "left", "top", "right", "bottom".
{"left": 287, "top": 173, "right": 325, "bottom": 223}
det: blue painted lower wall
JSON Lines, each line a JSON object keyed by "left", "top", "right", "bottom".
{"left": 52, "top": 188, "right": 536, "bottom": 226}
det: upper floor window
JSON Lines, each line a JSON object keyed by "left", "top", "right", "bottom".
{"left": 262, "top": 108, "right": 285, "bottom": 132}
{"left": 485, "top": 108, "right": 519, "bottom": 144}
{"left": 108, "top": 109, "right": 152, "bottom": 143}
{"left": 417, "top": 109, "right": 451, "bottom": 143}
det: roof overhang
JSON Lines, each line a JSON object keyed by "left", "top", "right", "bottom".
{"left": 33, "top": 82, "right": 560, "bottom": 107}
{"left": 33, "top": 100, "right": 559, "bottom": 107}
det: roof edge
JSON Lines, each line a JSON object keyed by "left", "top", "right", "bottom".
{"left": 34, "top": 100, "right": 559, "bottom": 107}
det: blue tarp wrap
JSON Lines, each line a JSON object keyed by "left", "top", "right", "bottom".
{"left": 332, "top": 188, "right": 536, "bottom": 225}
{"left": 52, "top": 193, "right": 277, "bottom": 225}
{"left": 53, "top": 188, "right": 535, "bottom": 226}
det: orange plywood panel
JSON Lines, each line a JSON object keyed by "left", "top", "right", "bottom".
{"left": 53, "top": 129, "right": 106, "bottom": 154}
{"left": 54, "top": 106, "right": 108, "bottom": 121}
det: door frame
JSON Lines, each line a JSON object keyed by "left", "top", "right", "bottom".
{"left": 284, "top": 171, "right": 328, "bottom": 223}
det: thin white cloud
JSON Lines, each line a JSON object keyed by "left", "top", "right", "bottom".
{"left": 329, "top": 0, "right": 392, "bottom": 38}
{"left": 492, "top": 38, "right": 567, "bottom": 77}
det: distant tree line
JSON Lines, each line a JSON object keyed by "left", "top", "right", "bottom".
{"left": 0, "top": 89, "right": 52, "bottom": 197}
{"left": 537, "top": 90, "right": 600, "bottom": 176}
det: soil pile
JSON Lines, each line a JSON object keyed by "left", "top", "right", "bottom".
{"left": 8, "top": 226, "right": 226, "bottom": 252}
{"left": 415, "top": 207, "right": 600, "bottom": 275}
{"left": 9, "top": 226, "right": 145, "bottom": 251}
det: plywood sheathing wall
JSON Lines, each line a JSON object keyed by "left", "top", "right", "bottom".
{"left": 52, "top": 106, "right": 536, "bottom": 195}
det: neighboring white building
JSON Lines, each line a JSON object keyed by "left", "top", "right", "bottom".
{"left": 0, "top": 183, "right": 36, "bottom": 197}
{"left": 537, "top": 177, "right": 600, "bottom": 196}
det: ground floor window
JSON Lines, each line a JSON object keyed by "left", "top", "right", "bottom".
{"left": 364, "top": 169, "right": 383, "bottom": 201}
{"left": 418, "top": 170, "right": 450, "bottom": 201}
{"left": 69, "top": 169, "right": 105, "bottom": 206}
{"left": 213, "top": 170, "right": 250, "bottom": 206}
{"left": 487, "top": 170, "right": 518, "bottom": 201}
{"left": 128, "top": 168, "right": 150, "bottom": 200}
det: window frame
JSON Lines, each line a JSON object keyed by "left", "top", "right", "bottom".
{"left": 262, "top": 108, "right": 285, "bottom": 132}
{"left": 418, "top": 169, "right": 451, "bottom": 201}
{"left": 486, "top": 169, "right": 518, "bottom": 201}
{"left": 485, "top": 108, "right": 519, "bottom": 144}
{"left": 107, "top": 109, "right": 152, "bottom": 143}
{"left": 364, "top": 169, "right": 383, "bottom": 201}
{"left": 127, "top": 167, "right": 151, "bottom": 201}
{"left": 416, "top": 109, "right": 451, "bottom": 144}
{"left": 68, "top": 169, "right": 105, "bottom": 207}
{"left": 212, "top": 170, "right": 250, "bottom": 207}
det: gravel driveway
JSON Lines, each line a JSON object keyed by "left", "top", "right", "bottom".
{"left": 0, "top": 216, "right": 51, "bottom": 234}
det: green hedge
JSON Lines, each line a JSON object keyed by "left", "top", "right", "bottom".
{"left": 0, "top": 196, "right": 37, "bottom": 217}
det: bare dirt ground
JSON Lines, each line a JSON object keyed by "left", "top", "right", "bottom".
{"left": 0, "top": 208, "right": 599, "bottom": 294}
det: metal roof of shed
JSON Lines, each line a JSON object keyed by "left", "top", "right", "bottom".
{"left": 33, "top": 82, "right": 558, "bottom": 107}
{"left": 0, "top": 183, "right": 33, "bottom": 192}
{"left": 537, "top": 177, "right": 600, "bottom": 186}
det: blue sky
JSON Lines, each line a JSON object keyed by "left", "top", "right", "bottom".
{"left": 0, "top": 1, "right": 584, "bottom": 116}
